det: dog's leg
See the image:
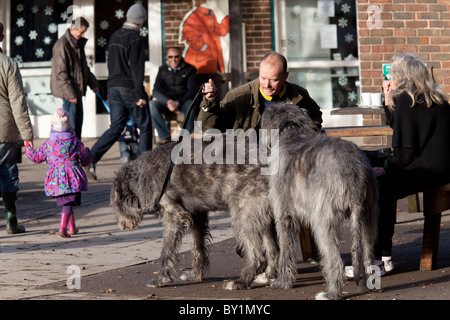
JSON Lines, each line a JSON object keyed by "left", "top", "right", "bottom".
{"left": 262, "top": 222, "right": 279, "bottom": 280}
{"left": 271, "top": 215, "right": 298, "bottom": 289}
{"left": 180, "top": 211, "right": 211, "bottom": 282}
{"left": 312, "top": 219, "right": 344, "bottom": 300}
{"left": 147, "top": 212, "right": 185, "bottom": 287}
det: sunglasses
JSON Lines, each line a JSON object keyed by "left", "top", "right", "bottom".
{"left": 167, "top": 55, "right": 180, "bottom": 59}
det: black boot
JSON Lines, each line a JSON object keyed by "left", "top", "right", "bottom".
{"left": 3, "top": 192, "right": 26, "bottom": 234}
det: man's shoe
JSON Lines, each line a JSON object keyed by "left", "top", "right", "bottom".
{"left": 85, "top": 163, "right": 97, "bottom": 180}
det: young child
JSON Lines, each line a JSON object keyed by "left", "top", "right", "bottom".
{"left": 118, "top": 117, "right": 139, "bottom": 163}
{"left": 25, "top": 108, "right": 92, "bottom": 238}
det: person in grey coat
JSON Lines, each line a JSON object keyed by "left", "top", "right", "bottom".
{"left": 0, "top": 22, "right": 34, "bottom": 234}
{"left": 51, "top": 17, "right": 99, "bottom": 140}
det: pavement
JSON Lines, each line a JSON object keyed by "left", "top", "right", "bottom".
{"left": 1, "top": 138, "right": 450, "bottom": 311}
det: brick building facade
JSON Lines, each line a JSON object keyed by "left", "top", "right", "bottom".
{"left": 357, "top": 0, "right": 450, "bottom": 94}
{"left": 1, "top": 0, "right": 449, "bottom": 137}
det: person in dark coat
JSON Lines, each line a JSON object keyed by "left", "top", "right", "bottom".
{"left": 149, "top": 47, "right": 197, "bottom": 145}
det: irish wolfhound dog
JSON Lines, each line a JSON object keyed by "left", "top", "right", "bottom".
{"left": 111, "top": 137, "right": 278, "bottom": 289}
{"left": 260, "top": 103, "right": 379, "bottom": 300}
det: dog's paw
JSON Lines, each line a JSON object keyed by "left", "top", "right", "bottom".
{"left": 252, "top": 273, "right": 274, "bottom": 285}
{"left": 179, "top": 270, "right": 202, "bottom": 282}
{"left": 315, "top": 291, "right": 342, "bottom": 300}
{"left": 315, "top": 292, "right": 329, "bottom": 300}
{"left": 146, "top": 278, "right": 170, "bottom": 288}
{"left": 223, "top": 280, "right": 249, "bottom": 290}
{"left": 270, "top": 279, "right": 292, "bottom": 289}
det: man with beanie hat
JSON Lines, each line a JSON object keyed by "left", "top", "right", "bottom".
{"left": 88, "top": 4, "right": 151, "bottom": 180}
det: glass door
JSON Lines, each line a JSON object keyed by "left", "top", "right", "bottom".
{"left": 274, "top": 0, "right": 361, "bottom": 127}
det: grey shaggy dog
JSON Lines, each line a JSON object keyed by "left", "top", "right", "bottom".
{"left": 260, "top": 103, "right": 379, "bottom": 300}
{"left": 111, "top": 137, "right": 278, "bottom": 289}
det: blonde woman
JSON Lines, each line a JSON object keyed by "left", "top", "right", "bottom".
{"left": 375, "top": 53, "right": 450, "bottom": 273}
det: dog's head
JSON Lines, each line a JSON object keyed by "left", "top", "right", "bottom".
{"left": 261, "top": 102, "right": 316, "bottom": 132}
{"left": 260, "top": 102, "right": 317, "bottom": 147}
{"left": 110, "top": 161, "right": 144, "bottom": 230}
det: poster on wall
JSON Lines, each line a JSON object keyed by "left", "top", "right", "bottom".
{"left": 179, "top": 0, "right": 230, "bottom": 74}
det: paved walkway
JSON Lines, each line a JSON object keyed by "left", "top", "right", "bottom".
{"left": 1, "top": 138, "right": 450, "bottom": 304}
{"left": 0, "top": 139, "right": 234, "bottom": 300}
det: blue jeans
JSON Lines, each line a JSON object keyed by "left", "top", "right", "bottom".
{"left": 91, "top": 87, "right": 152, "bottom": 163}
{"left": 149, "top": 99, "right": 194, "bottom": 140}
{"left": 0, "top": 142, "right": 19, "bottom": 193}
{"left": 63, "top": 99, "right": 83, "bottom": 140}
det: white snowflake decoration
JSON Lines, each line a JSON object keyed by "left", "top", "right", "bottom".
{"left": 61, "top": 12, "right": 69, "bottom": 21}
{"left": 44, "top": 36, "right": 52, "bottom": 45}
{"left": 35, "top": 48, "right": 45, "bottom": 58}
{"left": 338, "top": 76, "right": 348, "bottom": 86}
{"left": 338, "top": 17, "right": 348, "bottom": 28}
{"left": 98, "top": 37, "right": 107, "bottom": 47}
{"left": 16, "top": 4, "right": 24, "bottom": 13}
{"left": 32, "top": 5, "right": 39, "bottom": 14}
{"left": 140, "top": 27, "right": 148, "bottom": 37}
{"left": 14, "top": 36, "right": 24, "bottom": 46}
{"left": 344, "top": 33, "right": 354, "bottom": 43}
{"left": 44, "top": 6, "right": 54, "bottom": 16}
{"left": 341, "top": 3, "right": 351, "bottom": 14}
{"left": 115, "top": 9, "right": 125, "bottom": 19}
{"left": 14, "top": 55, "right": 23, "bottom": 63}
{"left": 16, "top": 18, "right": 25, "bottom": 28}
{"left": 292, "top": 5, "right": 302, "bottom": 16}
{"left": 100, "top": 20, "right": 110, "bottom": 30}
{"left": 348, "top": 91, "right": 357, "bottom": 102}
{"left": 29, "top": 30, "right": 38, "bottom": 40}
{"left": 48, "top": 23, "right": 58, "bottom": 34}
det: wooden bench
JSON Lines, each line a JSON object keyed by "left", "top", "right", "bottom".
{"left": 420, "top": 183, "right": 450, "bottom": 271}
{"left": 323, "top": 125, "right": 393, "bottom": 139}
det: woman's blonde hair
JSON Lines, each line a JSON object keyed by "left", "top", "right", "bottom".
{"left": 387, "top": 53, "right": 448, "bottom": 109}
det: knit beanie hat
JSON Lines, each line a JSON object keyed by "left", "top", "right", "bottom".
{"left": 51, "top": 108, "right": 70, "bottom": 131}
{"left": 126, "top": 4, "right": 147, "bottom": 25}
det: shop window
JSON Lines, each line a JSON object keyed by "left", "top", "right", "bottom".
{"left": 94, "top": 0, "right": 149, "bottom": 63}
{"left": 283, "top": 0, "right": 359, "bottom": 109}
{"left": 10, "top": 0, "right": 73, "bottom": 68}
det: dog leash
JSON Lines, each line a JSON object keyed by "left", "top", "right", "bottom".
{"left": 145, "top": 84, "right": 206, "bottom": 216}
{"left": 96, "top": 91, "right": 110, "bottom": 113}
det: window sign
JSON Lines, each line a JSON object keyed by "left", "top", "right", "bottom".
{"left": 94, "top": 0, "right": 149, "bottom": 63}
{"left": 10, "top": 0, "right": 74, "bottom": 68}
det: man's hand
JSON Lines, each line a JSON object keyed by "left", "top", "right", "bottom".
{"left": 202, "top": 79, "right": 217, "bottom": 102}
{"left": 136, "top": 99, "right": 147, "bottom": 108}
{"left": 167, "top": 99, "right": 179, "bottom": 112}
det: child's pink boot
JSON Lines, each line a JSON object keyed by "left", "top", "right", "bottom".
{"left": 68, "top": 213, "right": 78, "bottom": 235}
{"left": 58, "top": 213, "right": 71, "bottom": 238}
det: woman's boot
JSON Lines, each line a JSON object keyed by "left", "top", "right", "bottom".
{"left": 3, "top": 192, "right": 26, "bottom": 234}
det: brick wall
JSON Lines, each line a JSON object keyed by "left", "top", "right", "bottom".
{"left": 357, "top": 0, "right": 450, "bottom": 94}
{"left": 162, "top": 0, "right": 272, "bottom": 73}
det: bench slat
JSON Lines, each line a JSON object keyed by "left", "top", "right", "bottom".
{"left": 324, "top": 126, "right": 393, "bottom": 138}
